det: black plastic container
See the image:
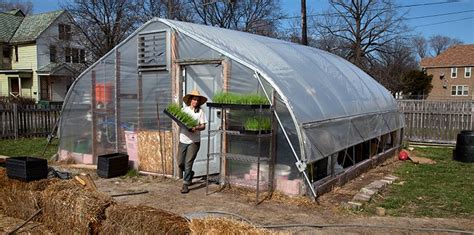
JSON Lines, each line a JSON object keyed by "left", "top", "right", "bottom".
{"left": 453, "top": 130, "right": 474, "bottom": 163}
{"left": 6, "top": 157, "right": 48, "bottom": 181}
{"left": 97, "top": 153, "right": 129, "bottom": 178}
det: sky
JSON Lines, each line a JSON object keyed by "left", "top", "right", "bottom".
{"left": 30, "top": 0, "right": 474, "bottom": 44}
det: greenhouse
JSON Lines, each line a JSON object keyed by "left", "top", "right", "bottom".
{"left": 58, "top": 18, "right": 404, "bottom": 198}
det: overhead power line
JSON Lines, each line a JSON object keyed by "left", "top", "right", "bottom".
{"left": 414, "top": 16, "right": 474, "bottom": 28}
{"left": 405, "top": 9, "right": 474, "bottom": 20}
{"left": 279, "top": 0, "right": 463, "bottom": 20}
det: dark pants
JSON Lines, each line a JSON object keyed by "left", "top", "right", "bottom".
{"left": 178, "top": 142, "right": 200, "bottom": 185}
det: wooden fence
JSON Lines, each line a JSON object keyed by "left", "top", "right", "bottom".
{"left": 0, "top": 104, "right": 62, "bottom": 139}
{"left": 398, "top": 100, "right": 473, "bottom": 144}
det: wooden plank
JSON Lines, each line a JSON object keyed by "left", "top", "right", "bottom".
{"left": 170, "top": 30, "right": 180, "bottom": 177}
{"left": 91, "top": 70, "right": 97, "bottom": 163}
{"left": 115, "top": 50, "right": 122, "bottom": 153}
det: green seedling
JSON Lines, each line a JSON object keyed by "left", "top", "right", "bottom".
{"left": 244, "top": 117, "right": 271, "bottom": 131}
{"left": 213, "top": 92, "right": 269, "bottom": 105}
{"left": 165, "top": 103, "right": 198, "bottom": 128}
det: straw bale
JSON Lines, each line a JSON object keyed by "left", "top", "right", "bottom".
{"left": 189, "top": 217, "right": 277, "bottom": 235}
{"left": 0, "top": 169, "right": 58, "bottom": 220}
{"left": 100, "top": 204, "right": 190, "bottom": 234}
{"left": 39, "top": 180, "right": 114, "bottom": 234}
{"left": 0, "top": 214, "right": 53, "bottom": 234}
{"left": 138, "top": 130, "right": 173, "bottom": 175}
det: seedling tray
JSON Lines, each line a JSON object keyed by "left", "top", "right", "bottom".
{"left": 206, "top": 102, "right": 270, "bottom": 110}
{"left": 97, "top": 153, "right": 129, "bottom": 178}
{"left": 163, "top": 109, "right": 193, "bottom": 131}
{"left": 6, "top": 156, "right": 48, "bottom": 182}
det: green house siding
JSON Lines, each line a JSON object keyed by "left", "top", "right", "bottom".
{"left": 12, "top": 44, "right": 38, "bottom": 100}
{"left": 0, "top": 74, "right": 8, "bottom": 96}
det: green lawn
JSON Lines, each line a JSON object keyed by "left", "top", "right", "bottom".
{"left": 370, "top": 147, "right": 474, "bottom": 218}
{"left": 0, "top": 137, "right": 58, "bottom": 160}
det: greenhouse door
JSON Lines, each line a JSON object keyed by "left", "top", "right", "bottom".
{"left": 183, "top": 64, "right": 221, "bottom": 176}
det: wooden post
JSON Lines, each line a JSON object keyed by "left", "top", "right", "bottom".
{"left": 13, "top": 103, "right": 18, "bottom": 139}
{"left": 91, "top": 71, "right": 97, "bottom": 162}
{"left": 170, "top": 30, "right": 180, "bottom": 177}
{"left": 221, "top": 58, "right": 231, "bottom": 182}
{"left": 115, "top": 50, "right": 122, "bottom": 153}
{"left": 137, "top": 72, "right": 143, "bottom": 130}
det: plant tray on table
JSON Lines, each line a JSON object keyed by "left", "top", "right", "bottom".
{"left": 163, "top": 103, "right": 198, "bottom": 131}
{"left": 242, "top": 117, "right": 272, "bottom": 134}
{"left": 207, "top": 92, "right": 270, "bottom": 109}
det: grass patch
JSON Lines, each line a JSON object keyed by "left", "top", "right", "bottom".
{"left": 0, "top": 137, "right": 59, "bottom": 159}
{"left": 212, "top": 92, "right": 269, "bottom": 105}
{"left": 370, "top": 147, "right": 474, "bottom": 218}
{"left": 165, "top": 103, "right": 198, "bottom": 128}
{"left": 124, "top": 169, "right": 139, "bottom": 178}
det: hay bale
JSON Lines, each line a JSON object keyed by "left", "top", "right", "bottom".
{"left": 39, "top": 180, "right": 114, "bottom": 234}
{"left": 100, "top": 204, "right": 190, "bottom": 234}
{"left": 138, "top": 130, "right": 173, "bottom": 175}
{"left": 0, "top": 169, "right": 58, "bottom": 220}
{"left": 189, "top": 217, "right": 275, "bottom": 235}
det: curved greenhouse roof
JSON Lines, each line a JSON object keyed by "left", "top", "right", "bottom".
{"left": 160, "top": 19, "right": 397, "bottom": 125}
{"left": 158, "top": 19, "right": 402, "bottom": 161}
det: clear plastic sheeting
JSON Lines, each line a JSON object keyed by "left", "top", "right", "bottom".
{"left": 59, "top": 17, "right": 403, "bottom": 175}
{"left": 351, "top": 113, "right": 390, "bottom": 141}
{"left": 303, "top": 120, "right": 364, "bottom": 160}
{"left": 161, "top": 19, "right": 399, "bottom": 124}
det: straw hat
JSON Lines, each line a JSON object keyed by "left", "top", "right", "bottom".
{"left": 183, "top": 89, "right": 208, "bottom": 106}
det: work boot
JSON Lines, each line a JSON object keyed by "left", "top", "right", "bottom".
{"left": 181, "top": 184, "right": 189, "bottom": 194}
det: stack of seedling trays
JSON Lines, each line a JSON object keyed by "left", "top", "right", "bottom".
{"left": 6, "top": 156, "right": 48, "bottom": 181}
{"left": 97, "top": 153, "right": 129, "bottom": 178}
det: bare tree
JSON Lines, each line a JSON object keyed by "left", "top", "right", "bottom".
{"left": 428, "top": 35, "right": 463, "bottom": 56}
{"left": 369, "top": 39, "right": 417, "bottom": 94}
{"left": 315, "top": 0, "right": 407, "bottom": 69}
{"left": 63, "top": 0, "right": 143, "bottom": 61}
{"left": 411, "top": 36, "right": 428, "bottom": 60}
{"left": 189, "top": 0, "right": 284, "bottom": 37}
{"left": 0, "top": 0, "right": 33, "bottom": 14}
{"left": 140, "top": 0, "right": 194, "bottom": 23}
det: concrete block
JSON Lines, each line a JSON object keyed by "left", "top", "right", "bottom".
{"left": 348, "top": 201, "right": 362, "bottom": 210}
{"left": 385, "top": 175, "right": 399, "bottom": 181}
{"left": 375, "top": 207, "right": 386, "bottom": 216}
{"left": 353, "top": 192, "right": 371, "bottom": 202}
{"left": 367, "top": 180, "right": 387, "bottom": 190}
{"left": 360, "top": 187, "right": 376, "bottom": 196}
{"left": 380, "top": 179, "right": 393, "bottom": 184}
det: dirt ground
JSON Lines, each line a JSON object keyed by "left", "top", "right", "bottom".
{"left": 2, "top": 155, "right": 474, "bottom": 234}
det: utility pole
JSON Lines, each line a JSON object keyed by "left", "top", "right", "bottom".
{"left": 301, "top": 0, "right": 308, "bottom": 45}
{"left": 168, "top": 0, "right": 173, "bottom": 19}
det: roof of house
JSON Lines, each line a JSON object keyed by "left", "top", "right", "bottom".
{"left": 421, "top": 44, "right": 474, "bottom": 68}
{"left": 37, "top": 62, "right": 81, "bottom": 74}
{"left": 5, "top": 9, "right": 25, "bottom": 16}
{"left": 0, "top": 12, "right": 23, "bottom": 42}
{"left": 10, "top": 10, "right": 64, "bottom": 43}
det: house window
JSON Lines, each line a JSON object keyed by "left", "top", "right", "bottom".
{"left": 59, "top": 24, "right": 72, "bottom": 40}
{"left": 451, "top": 85, "right": 469, "bottom": 96}
{"left": 2, "top": 46, "right": 10, "bottom": 59}
{"left": 72, "top": 48, "right": 79, "bottom": 63}
{"left": 451, "top": 68, "right": 457, "bottom": 78}
{"left": 65, "top": 47, "right": 71, "bottom": 62}
{"left": 465, "top": 67, "right": 471, "bottom": 78}
{"left": 14, "top": 46, "right": 18, "bottom": 62}
{"left": 50, "top": 46, "right": 57, "bottom": 62}
{"left": 79, "top": 49, "right": 85, "bottom": 63}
